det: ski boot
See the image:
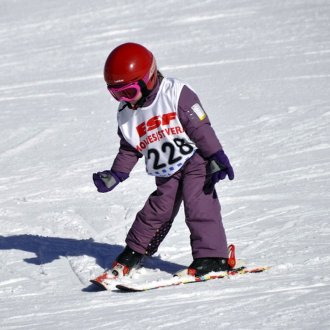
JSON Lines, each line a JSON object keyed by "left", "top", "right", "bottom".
{"left": 186, "top": 244, "right": 237, "bottom": 277}
{"left": 91, "top": 246, "right": 143, "bottom": 289}
{"left": 111, "top": 246, "right": 143, "bottom": 277}
{"left": 175, "top": 245, "right": 236, "bottom": 278}
{"left": 187, "top": 257, "right": 229, "bottom": 277}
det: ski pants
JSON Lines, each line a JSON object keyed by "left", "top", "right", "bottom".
{"left": 126, "top": 151, "right": 228, "bottom": 259}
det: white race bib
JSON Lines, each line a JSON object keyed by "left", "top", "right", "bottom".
{"left": 117, "top": 78, "right": 196, "bottom": 177}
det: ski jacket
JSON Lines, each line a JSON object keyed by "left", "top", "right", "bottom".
{"left": 111, "top": 77, "right": 222, "bottom": 176}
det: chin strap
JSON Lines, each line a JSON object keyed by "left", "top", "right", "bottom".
{"left": 128, "top": 95, "right": 147, "bottom": 110}
{"left": 126, "top": 74, "right": 163, "bottom": 110}
{"left": 134, "top": 80, "right": 151, "bottom": 108}
{"left": 118, "top": 99, "right": 145, "bottom": 111}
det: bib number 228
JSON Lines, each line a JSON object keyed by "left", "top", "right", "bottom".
{"left": 147, "top": 138, "right": 194, "bottom": 170}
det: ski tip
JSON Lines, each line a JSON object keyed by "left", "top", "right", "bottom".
{"left": 90, "top": 279, "right": 108, "bottom": 291}
{"left": 252, "top": 265, "right": 272, "bottom": 272}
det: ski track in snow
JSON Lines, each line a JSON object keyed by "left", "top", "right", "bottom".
{"left": 1, "top": 0, "right": 330, "bottom": 329}
{"left": 0, "top": 128, "right": 56, "bottom": 159}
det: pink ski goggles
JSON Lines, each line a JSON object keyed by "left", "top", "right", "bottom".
{"left": 107, "top": 71, "right": 150, "bottom": 102}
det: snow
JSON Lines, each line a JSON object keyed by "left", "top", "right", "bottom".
{"left": 0, "top": 0, "right": 330, "bottom": 329}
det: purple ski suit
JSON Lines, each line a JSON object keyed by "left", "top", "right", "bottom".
{"left": 111, "top": 78, "right": 228, "bottom": 259}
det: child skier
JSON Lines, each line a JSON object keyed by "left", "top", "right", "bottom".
{"left": 93, "top": 42, "right": 234, "bottom": 278}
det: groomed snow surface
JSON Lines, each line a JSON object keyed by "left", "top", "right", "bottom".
{"left": 0, "top": 0, "right": 329, "bottom": 329}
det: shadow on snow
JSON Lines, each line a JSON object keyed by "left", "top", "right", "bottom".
{"left": 0, "top": 234, "right": 185, "bottom": 274}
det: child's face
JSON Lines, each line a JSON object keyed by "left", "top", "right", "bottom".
{"left": 107, "top": 81, "right": 143, "bottom": 104}
{"left": 128, "top": 90, "right": 143, "bottom": 105}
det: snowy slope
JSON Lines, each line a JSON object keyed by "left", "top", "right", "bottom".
{"left": 1, "top": 0, "right": 330, "bottom": 329}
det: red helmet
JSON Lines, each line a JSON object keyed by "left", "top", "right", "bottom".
{"left": 104, "top": 42, "right": 157, "bottom": 91}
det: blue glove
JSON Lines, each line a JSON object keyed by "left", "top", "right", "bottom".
{"left": 93, "top": 170, "right": 129, "bottom": 193}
